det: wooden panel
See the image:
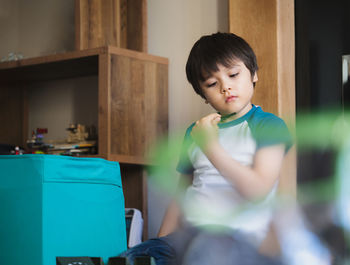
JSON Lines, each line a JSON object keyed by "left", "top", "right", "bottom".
{"left": 229, "top": 0, "right": 296, "bottom": 193}
{"left": 120, "top": 164, "right": 148, "bottom": 239}
{"left": 276, "top": 0, "right": 297, "bottom": 197}
{"left": 0, "top": 49, "right": 101, "bottom": 83}
{"left": 144, "top": 62, "right": 168, "bottom": 153}
{"left": 155, "top": 64, "right": 168, "bottom": 140}
{"left": 0, "top": 57, "right": 98, "bottom": 83}
{"left": 229, "top": 0, "right": 278, "bottom": 114}
{"left": 0, "top": 46, "right": 167, "bottom": 78}
{"left": 109, "top": 54, "right": 168, "bottom": 161}
{"left": 126, "top": 0, "right": 147, "bottom": 52}
{"left": 119, "top": 0, "right": 128, "bottom": 48}
{"left": 110, "top": 55, "right": 141, "bottom": 157}
{"left": 75, "top": 0, "right": 121, "bottom": 50}
{"left": 108, "top": 46, "right": 168, "bottom": 64}
{"left": 75, "top": 0, "right": 147, "bottom": 52}
{"left": 276, "top": 0, "right": 296, "bottom": 122}
{"left": 0, "top": 47, "right": 103, "bottom": 70}
{"left": 0, "top": 85, "right": 24, "bottom": 146}
{"left": 98, "top": 53, "right": 111, "bottom": 158}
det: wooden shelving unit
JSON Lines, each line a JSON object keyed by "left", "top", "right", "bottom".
{"left": 0, "top": 46, "right": 169, "bottom": 239}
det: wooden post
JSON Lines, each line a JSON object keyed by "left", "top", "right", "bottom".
{"left": 229, "top": 0, "right": 296, "bottom": 196}
{"left": 75, "top": 0, "right": 147, "bottom": 52}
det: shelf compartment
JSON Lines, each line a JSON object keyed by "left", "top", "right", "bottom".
{"left": 0, "top": 46, "right": 168, "bottom": 165}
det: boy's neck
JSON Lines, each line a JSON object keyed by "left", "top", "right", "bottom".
{"left": 218, "top": 104, "right": 254, "bottom": 123}
{"left": 219, "top": 112, "right": 237, "bottom": 123}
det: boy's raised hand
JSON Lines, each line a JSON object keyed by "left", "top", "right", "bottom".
{"left": 191, "top": 113, "right": 221, "bottom": 149}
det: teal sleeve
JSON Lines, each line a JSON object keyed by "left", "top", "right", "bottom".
{"left": 253, "top": 116, "right": 293, "bottom": 152}
{"left": 176, "top": 124, "right": 195, "bottom": 174}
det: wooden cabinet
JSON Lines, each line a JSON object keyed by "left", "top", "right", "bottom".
{"left": 0, "top": 46, "right": 169, "bottom": 239}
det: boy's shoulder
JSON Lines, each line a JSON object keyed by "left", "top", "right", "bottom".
{"left": 248, "top": 105, "right": 292, "bottom": 150}
{"left": 183, "top": 122, "right": 196, "bottom": 140}
{"left": 248, "top": 105, "right": 285, "bottom": 124}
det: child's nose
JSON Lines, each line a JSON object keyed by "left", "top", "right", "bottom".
{"left": 220, "top": 86, "right": 231, "bottom": 94}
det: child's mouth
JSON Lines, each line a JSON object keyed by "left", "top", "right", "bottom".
{"left": 225, "top": 96, "right": 237, "bottom": 103}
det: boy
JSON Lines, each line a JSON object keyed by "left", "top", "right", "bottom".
{"left": 119, "top": 32, "right": 292, "bottom": 265}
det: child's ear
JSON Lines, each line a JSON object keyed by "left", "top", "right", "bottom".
{"left": 253, "top": 72, "right": 258, "bottom": 82}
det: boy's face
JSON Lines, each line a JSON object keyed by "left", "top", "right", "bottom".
{"left": 200, "top": 60, "right": 257, "bottom": 119}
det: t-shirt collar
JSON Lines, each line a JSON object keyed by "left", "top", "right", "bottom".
{"left": 218, "top": 104, "right": 258, "bottom": 129}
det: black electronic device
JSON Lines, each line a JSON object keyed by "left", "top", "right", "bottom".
{"left": 108, "top": 256, "right": 155, "bottom": 265}
{"left": 56, "top": 257, "right": 96, "bottom": 265}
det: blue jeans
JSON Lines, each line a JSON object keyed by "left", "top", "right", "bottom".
{"left": 119, "top": 238, "right": 176, "bottom": 265}
{"left": 119, "top": 225, "right": 283, "bottom": 265}
{"left": 119, "top": 225, "right": 199, "bottom": 265}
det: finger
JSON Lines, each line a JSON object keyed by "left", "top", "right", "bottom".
{"left": 206, "top": 113, "right": 221, "bottom": 120}
{"left": 212, "top": 115, "right": 221, "bottom": 125}
{"left": 205, "top": 113, "right": 221, "bottom": 124}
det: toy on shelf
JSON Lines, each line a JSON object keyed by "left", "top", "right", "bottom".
{"left": 26, "top": 128, "right": 49, "bottom": 153}
{"left": 26, "top": 125, "right": 97, "bottom": 156}
{"left": 66, "top": 123, "right": 89, "bottom": 143}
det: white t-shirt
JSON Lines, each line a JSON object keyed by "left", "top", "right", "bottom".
{"left": 176, "top": 105, "right": 292, "bottom": 245}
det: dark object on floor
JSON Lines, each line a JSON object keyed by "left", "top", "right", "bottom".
{"left": 108, "top": 257, "right": 128, "bottom": 265}
{"left": 0, "top": 144, "right": 15, "bottom": 155}
{"left": 56, "top": 257, "right": 96, "bottom": 265}
{"left": 91, "top": 257, "right": 105, "bottom": 265}
{"left": 134, "top": 257, "right": 156, "bottom": 265}
{"left": 108, "top": 256, "right": 155, "bottom": 265}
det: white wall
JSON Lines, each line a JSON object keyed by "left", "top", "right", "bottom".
{"left": 0, "top": 0, "right": 19, "bottom": 58}
{"left": 0, "top": 0, "right": 75, "bottom": 59}
{"left": 148, "top": 0, "right": 228, "bottom": 133}
{"left": 147, "top": 0, "right": 228, "bottom": 238}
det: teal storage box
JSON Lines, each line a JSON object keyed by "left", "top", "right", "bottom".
{"left": 0, "top": 155, "right": 127, "bottom": 265}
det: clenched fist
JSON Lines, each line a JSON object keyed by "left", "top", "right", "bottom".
{"left": 191, "top": 113, "right": 221, "bottom": 149}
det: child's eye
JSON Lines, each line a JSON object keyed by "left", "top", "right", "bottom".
{"left": 207, "top": 82, "right": 217, "bottom": 88}
{"left": 229, "top": 73, "right": 238, "bottom": 78}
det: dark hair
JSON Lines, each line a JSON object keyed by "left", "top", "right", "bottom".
{"left": 185, "top": 32, "right": 258, "bottom": 99}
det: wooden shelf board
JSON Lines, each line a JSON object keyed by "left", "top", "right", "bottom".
{"left": 0, "top": 46, "right": 168, "bottom": 82}
{"left": 0, "top": 47, "right": 105, "bottom": 70}
{"left": 0, "top": 56, "right": 99, "bottom": 82}
{"left": 107, "top": 46, "right": 168, "bottom": 65}
{"left": 108, "top": 153, "right": 147, "bottom": 165}
{"left": 0, "top": 47, "right": 104, "bottom": 82}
